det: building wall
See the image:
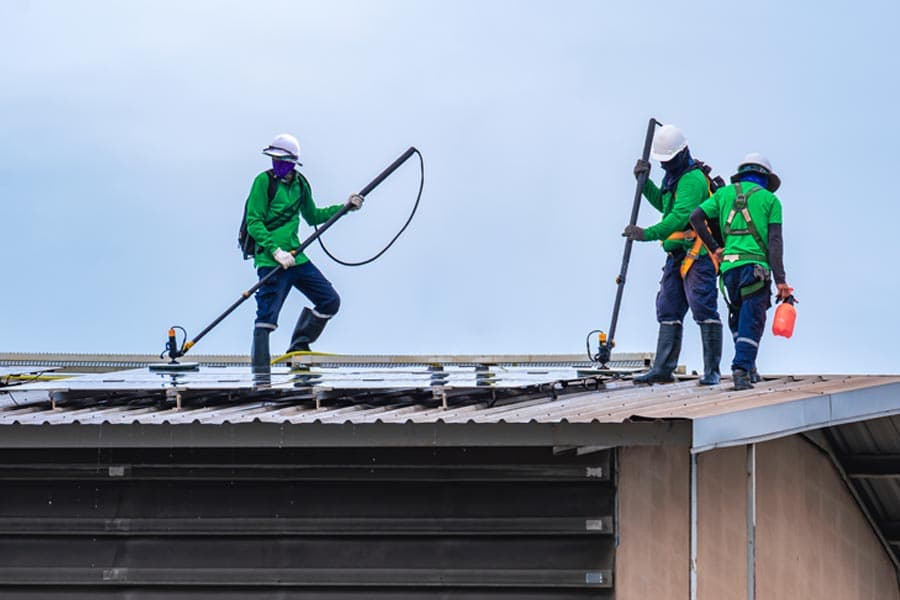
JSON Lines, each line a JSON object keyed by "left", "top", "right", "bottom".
{"left": 756, "top": 435, "right": 900, "bottom": 600}
{"left": 620, "top": 436, "right": 899, "bottom": 600}
{"left": 697, "top": 445, "right": 748, "bottom": 600}
{"left": 616, "top": 446, "right": 690, "bottom": 600}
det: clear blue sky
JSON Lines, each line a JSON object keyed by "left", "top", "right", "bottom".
{"left": 1, "top": 1, "right": 897, "bottom": 374}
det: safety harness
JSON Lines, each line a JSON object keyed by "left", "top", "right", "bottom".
{"left": 666, "top": 229, "right": 719, "bottom": 277}
{"left": 719, "top": 182, "right": 770, "bottom": 301}
{"left": 722, "top": 182, "right": 767, "bottom": 264}
{"left": 664, "top": 163, "right": 724, "bottom": 277}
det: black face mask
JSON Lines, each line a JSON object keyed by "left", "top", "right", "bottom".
{"left": 661, "top": 147, "right": 693, "bottom": 193}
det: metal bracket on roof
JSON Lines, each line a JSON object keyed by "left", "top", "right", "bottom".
{"left": 50, "top": 392, "right": 59, "bottom": 411}
{"left": 430, "top": 384, "right": 448, "bottom": 409}
{"left": 427, "top": 364, "right": 449, "bottom": 409}
{"left": 486, "top": 388, "right": 498, "bottom": 408}
{"left": 313, "top": 387, "right": 329, "bottom": 411}
{"left": 165, "top": 388, "right": 183, "bottom": 411}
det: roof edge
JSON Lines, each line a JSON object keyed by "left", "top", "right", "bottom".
{"left": 691, "top": 380, "right": 900, "bottom": 453}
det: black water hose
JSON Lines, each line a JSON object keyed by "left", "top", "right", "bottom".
{"left": 316, "top": 147, "right": 424, "bottom": 266}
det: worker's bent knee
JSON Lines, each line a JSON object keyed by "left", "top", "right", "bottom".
{"left": 315, "top": 293, "right": 340, "bottom": 318}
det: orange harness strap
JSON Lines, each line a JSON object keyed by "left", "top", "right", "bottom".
{"left": 666, "top": 228, "right": 719, "bottom": 277}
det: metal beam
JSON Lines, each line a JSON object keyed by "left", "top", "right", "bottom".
{"left": 842, "top": 455, "right": 900, "bottom": 478}
{"left": 0, "top": 463, "right": 611, "bottom": 482}
{"left": 747, "top": 444, "right": 757, "bottom": 600}
{"left": 0, "top": 567, "right": 614, "bottom": 588}
{"left": 0, "top": 516, "right": 615, "bottom": 536}
{"left": 0, "top": 421, "right": 690, "bottom": 448}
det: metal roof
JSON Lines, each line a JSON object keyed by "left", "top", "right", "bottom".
{"left": 1, "top": 354, "right": 898, "bottom": 453}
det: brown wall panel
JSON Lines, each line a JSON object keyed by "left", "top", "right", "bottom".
{"left": 617, "top": 446, "right": 690, "bottom": 600}
{"left": 756, "top": 436, "right": 900, "bottom": 600}
{"left": 697, "top": 445, "right": 748, "bottom": 600}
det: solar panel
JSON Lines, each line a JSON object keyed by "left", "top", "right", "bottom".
{"left": 2, "top": 361, "right": 629, "bottom": 411}
{"left": 11, "top": 365, "right": 599, "bottom": 392}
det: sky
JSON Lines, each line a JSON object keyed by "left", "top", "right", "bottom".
{"left": 1, "top": 0, "right": 898, "bottom": 375}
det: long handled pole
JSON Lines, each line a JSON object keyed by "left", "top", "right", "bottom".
{"left": 595, "top": 119, "right": 660, "bottom": 365}
{"left": 170, "top": 146, "right": 419, "bottom": 359}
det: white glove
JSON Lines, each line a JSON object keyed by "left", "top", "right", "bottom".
{"left": 273, "top": 248, "right": 296, "bottom": 269}
{"left": 348, "top": 193, "right": 364, "bottom": 211}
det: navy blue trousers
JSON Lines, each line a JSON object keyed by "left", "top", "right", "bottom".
{"left": 721, "top": 263, "right": 772, "bottom": 372}
{"left": 254, "top": 261, "right": 340, "bottom": 330}
{"left": 656, "top": 251, "right": 721, "bottom": 325}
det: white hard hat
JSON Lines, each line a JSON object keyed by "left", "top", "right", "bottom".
{"left": 262, "top": 133, "right": 302, "bottom": 164}
{"left": 650, "top": 124, "right": 688, "bottom": 162}
{"left": 734, "top": 152, "right": 781, "bottom": 192}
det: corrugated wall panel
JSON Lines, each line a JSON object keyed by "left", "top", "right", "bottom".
{"left": 0, "top": 447, "right": 615, "bottom": 599}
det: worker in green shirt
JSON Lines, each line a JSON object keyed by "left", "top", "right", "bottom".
{"left": 623, "top": 125, "right": 723, "bottom": 386}
{"left": 690, "top": 153, "right": 792, "bottom": 390}
{"left": 246, "top": 134, "right": 363, "bottom": 371}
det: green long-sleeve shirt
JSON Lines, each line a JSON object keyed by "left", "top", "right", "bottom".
{"left": 641, "top": 168, "right": 710, "bottom": 253}
{"left": 244, "top": 170, "right": 343, "bottom": 268}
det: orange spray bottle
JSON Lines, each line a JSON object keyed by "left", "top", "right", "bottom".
{"left": 772, "top": 292, "right": 797, "bottom": 338}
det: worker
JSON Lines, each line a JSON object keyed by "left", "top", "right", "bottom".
{"left": 246, "top": 133, "right": 364, "bottom": 371}
{"left": 689, "top": 153, "right": 791, "bottom": 390}
{"left": 623, "top": 124, "right": 722, "bottom": 385}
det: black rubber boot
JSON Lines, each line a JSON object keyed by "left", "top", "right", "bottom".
{"left": 750, "top": 368, "right": 761, "bottom": 384}
{"left": 287, "top": 307, "right": 329, "bottom": 353}
{"left": 251, "top": 328, "right": 271, "bottom": 373}
{"left": 732, "top": 368, "right": 753, "bottom": 391}
{"left": 633, "top": 323, "right": 683, "bottom": 385}
{"left": 697, "top": 322, "right": 722, "bottom": 386}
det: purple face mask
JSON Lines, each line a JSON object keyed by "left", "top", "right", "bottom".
{"left": 272, "top": 159, "right": 294, "bottom": 178}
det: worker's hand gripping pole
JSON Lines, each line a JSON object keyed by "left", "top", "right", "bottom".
{"left": 165, "top": 146, "right": 419, "bottom": 361}
{"left": 594, "top": 119, "right": 660, "bottom": 365}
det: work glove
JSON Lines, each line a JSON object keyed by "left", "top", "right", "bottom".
{"left": 273, "top": 248, "right": 296, "bottom": 269}
{"left": 347, "top": 193, "right": 364, "bottom": 211}
{"left": 622, "top": 225, "right": 646, "bottom": 241}
{"left": 633, "top": 159, "right": 651, "bottom": 179}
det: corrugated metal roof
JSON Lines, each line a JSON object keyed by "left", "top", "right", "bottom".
{"left": 2, "top": 353, "right": 899, "bottom": 455}
{"left": 3, "top": 369, "right": 898, "bottom": 436}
